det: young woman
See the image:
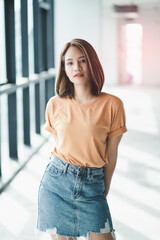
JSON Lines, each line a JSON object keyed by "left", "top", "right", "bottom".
{"left": 37, "top": 39, "right": 127, "bottom": 240}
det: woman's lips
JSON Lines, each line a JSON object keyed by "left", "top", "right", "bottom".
{"left": 74, "top": 73, "right": 84, "bottom": 78}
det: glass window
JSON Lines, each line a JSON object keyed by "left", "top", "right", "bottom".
{"left": 0, "top": 0, "right": 7, "bottom": 85}
{"left": 28, "top": 0, "right": 35, "bottom": 76}
{"left": 15, "top": 0, "right": 22, "bottom": 78}
{"left": 126, "top": 23, "right": 143, "bottom": 84}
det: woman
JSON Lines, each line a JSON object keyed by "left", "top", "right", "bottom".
{"left": 37, "top": 39, "right": 127, "bottom": 240}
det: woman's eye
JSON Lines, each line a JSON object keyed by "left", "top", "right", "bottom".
{"left": 80, "top": 59, "right": 86, "bottom": 63}
{"left": 67, "top": 62, "right": 73, "bottom": 65}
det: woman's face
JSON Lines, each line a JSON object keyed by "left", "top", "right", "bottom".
{"left": 64, "top": 46, "right": 91, "bottom": 85}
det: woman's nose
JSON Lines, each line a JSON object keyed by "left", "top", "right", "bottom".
{"left": 74, "top": 62, "right": 81, "bottom": 71}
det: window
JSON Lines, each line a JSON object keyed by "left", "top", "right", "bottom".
{"left": 28, "top": 0, "right": 34, "bottom": 76}
{"left": 15, "top": 0, "right": 22, "bottom": 78}
{"left": 126, "top": 23, "right": 143, "bottom": 84}
{"left": 0, "top": 0, "right": 7, "bottom": 85}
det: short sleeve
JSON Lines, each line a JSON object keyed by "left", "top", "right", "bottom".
{"left": 108, "top": 100, "right": 127, "bottom": 138}
{"left": 44, "top": 99, "right": 57, "bottom": 135}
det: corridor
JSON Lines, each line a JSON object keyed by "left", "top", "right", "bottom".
{"left": 1, "top": 0, "right": 160, "bottom": 239}
{"left": 0, "top": 85, "right": 160, "bottom": 240}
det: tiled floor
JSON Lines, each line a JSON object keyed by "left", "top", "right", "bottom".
{"left": 0, "top": 85, "right": 160, "bottom": 240}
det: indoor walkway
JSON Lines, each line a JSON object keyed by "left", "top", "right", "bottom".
{"left": 0, "top": 85, "right": 160, "bottom": 240}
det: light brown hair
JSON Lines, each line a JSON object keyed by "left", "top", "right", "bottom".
{"left": 56, "top": 39, "right": 104, "bottom": 98}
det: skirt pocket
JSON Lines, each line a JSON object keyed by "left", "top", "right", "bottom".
{"left": 45, "top": 161, "right": 63, "bottom": 177}
{"left": 91, "top": 169, "right": 104, "bottom": 184}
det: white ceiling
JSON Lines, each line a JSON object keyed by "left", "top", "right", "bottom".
{"left": 102, "top": 0, "right": 160, "bottom": 7}
{"left": 102, "top": 0, "right": 160, "bottom": 18}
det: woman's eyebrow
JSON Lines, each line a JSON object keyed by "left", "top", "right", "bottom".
{"left": 79, "top": 56, "right": 85, "bottom": 59}
{"left": 66, "top": 56, "right": 85, "bottom": 61}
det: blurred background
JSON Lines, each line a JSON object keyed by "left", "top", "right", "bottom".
{"left": 0, "top": 0, "right": 160, "bottom": 239}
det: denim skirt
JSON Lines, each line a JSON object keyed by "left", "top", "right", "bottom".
{"left": 37, "top": 156, "right": 115, "bottom": 239}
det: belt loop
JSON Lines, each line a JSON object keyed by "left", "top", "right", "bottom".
{"left": 63, "top": 163, "right": 69, "bottom": 174}
{"left": 87, "top": 168, "right": 91, "bottom": 179}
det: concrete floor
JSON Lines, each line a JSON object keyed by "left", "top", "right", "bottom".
{"left": 0, "top": 85, "right": 160, "bottom": 240}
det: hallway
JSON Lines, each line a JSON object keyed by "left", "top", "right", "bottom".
{"left": 0, "top": 86, "right": 160, "bottom": 240}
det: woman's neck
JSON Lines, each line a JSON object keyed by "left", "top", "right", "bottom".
{"left": 73, "top": 84, "right": 96, "bottom": 104}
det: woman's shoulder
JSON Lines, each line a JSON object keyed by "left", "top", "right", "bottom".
{"left": 100, "top": 92, "right": 123, "bottom": 105}
{"left": 48, "top": 94, "right": 69, "bottom": 104}
{"left": 47, "top": 95, "right": 70, "bottom": 111}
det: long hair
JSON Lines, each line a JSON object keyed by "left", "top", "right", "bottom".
{"left": 56, "top": 39, "right": 104, "bottom": 98}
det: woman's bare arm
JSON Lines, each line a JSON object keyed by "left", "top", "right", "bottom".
{"left": 104, "top": 135, "right": 123, "bottom": 197}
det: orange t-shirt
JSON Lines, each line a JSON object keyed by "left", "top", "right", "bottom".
{"left": 45, "top": 92, "right": 127, "bottom": 167}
